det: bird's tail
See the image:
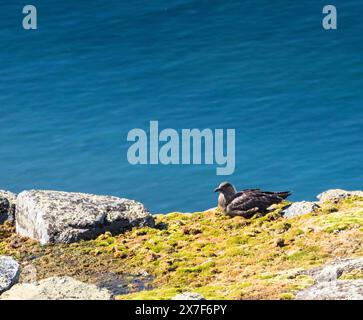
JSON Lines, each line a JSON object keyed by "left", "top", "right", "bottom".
{"left": 275, "top": 191, "right": 291, "bottom": 199}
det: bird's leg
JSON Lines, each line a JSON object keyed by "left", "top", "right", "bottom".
{"left": 226, "top": 207, "right": 259, "bottom": 218}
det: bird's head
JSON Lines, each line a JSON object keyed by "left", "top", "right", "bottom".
{"left": 214, "top": 181, "right": 236, "bottom": 195}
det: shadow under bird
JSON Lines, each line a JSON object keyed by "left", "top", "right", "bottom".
{"left": 214, "top": 182, "right": 291, "bottom": 218}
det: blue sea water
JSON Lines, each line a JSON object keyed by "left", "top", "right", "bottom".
{"left": 0, "top": 0, "right": 362, "bottom": 213}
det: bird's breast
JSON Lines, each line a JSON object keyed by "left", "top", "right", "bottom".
{"left": 218, "top": 194, "right": 227, "bottom": 212}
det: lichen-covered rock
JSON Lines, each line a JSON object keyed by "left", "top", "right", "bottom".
{"left": 0, "top": 276, "right": 112, "bottom": 300}
{"left": 16, "top": 190, "right": 154, "bottom": 244}
{"left": 304, "top": 257, "right": 363, "bottom": 282}
{"left": 296, "top": 258, "right": 363, "bottom": 300}
{"left": 0, "top": 190, "right": 17, "bottom": 225}
{"left": 296, "top": 280, "right": 363, "bottom": 300}
{"left": 282, "top": 201, "right": 320, "bottom": 218}
{"left": 0, "top": 256, "right": 20, "bottom": 294}
{"left": 172, "top": 292, "right": 206, "bottom": 300}
{"left": 317, "top": 189, "right": 363, "bottom": 203}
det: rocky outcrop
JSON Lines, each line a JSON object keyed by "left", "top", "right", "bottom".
{"left": 317, "top": 189, "right": 363, "bottom": 203}
{"left": 172, "top": 292, "right": 206, "bottom": 300}
{"left": 296, "top": 280, "right": 363, "bottom": 300}
{"left": 16, "top": 190, "right": 154, "bottom": 244}
{"left": 0, "top": 191, "right": 17, "bottom": 225}
{"left": 296, "top": 258, "right": 363, "bottom": 300}
{"left": 0, "top": 187, "right": 361, "bottom": 300}
{"left": 0, "top": 256, "right": 20, "bottom": 294}
{"left": 282, "top": 201, "right": 320, "bottom": 218}
{"left": 0, "top": 276, "right": 112, "bottom": 300}
{"left": 303, "top": 257, "right": 363, "bottom": 282}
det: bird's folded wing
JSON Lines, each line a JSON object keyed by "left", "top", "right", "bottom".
{"left": 228, "top": 195, "right": 258, "bottom": 211}
{"left": 228, "top": 193, "right": 282, "bottom": 211}
{"left": 240, "top": 189, "right": 261, "bottom": 193}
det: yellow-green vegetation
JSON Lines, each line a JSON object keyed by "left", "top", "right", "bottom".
{"left": 0, "top": 197, "right": 362, "bottom": 300}
{"left": 338, "top": 269, "right": 363, "bottom": 280}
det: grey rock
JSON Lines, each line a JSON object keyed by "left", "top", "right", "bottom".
{"left": 0, "top": 256, "right": 20, "bottom": 294}
{"left": 16, "top": 190, "right": 154, "bottom": 244}
{"left": 172, "top": 292, "right": 206, "bottom": 300}
{"left": 296, "top": 258, "right": 363, "bottom": 300}
{"left": 0, "top": 276, "right": 112, "bottom": 300}
{"left": 0, "top": 190, "right": 17, "bottom": 224}
{"left": 317, "top": 189, "right": 363, "bottom": 203}
{"left": 305, "top": 257, "right": 363, "bottom": 283}
{"left": 296, "top": 280, "right": 363, "bottom": 300}
{"left": 282, "top": 201, "right": 320, "bottom": 218}
{"left": 20, "top": 264, "right": 38, "bottom": 284}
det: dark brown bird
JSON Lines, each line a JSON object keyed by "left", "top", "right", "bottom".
{"left": 214, "top": 182, "right": 291, "bottom": 218}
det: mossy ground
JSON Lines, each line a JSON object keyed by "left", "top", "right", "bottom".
{"left": 1, "top": 198, "right": 362, "bottom": 300}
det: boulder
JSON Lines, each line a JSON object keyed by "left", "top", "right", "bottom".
{"left": 16, "top": 190, "right": 154, "bottom": 244}
{"left": 172, "top": 292, "right": 206, "bottom": 300}
{"left": 0, "top": 256, "right": 20, "bottom": 294}
{"left": 296, "top": 279, "right": 363, "bottom": 300}
{"left": 0, "top": 276, "right": 112, "bottom": 300}
{"left": 0, "top": 190, "right": 17, "bottom": 224}
{"left": 296, "top": 258, "right": 363, "bottom": 300}
{"left": 317, "top": 189, "right": 363, "bottom": 203}
{"left": 303, "top": 257, "right": 363, "bottom": 282}
{"left": 282, "top": 201, "right": 320, "bottom": 218}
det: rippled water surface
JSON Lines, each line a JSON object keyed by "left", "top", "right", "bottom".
{"left": 0, "top": 1, "right": 362, "bottom": 212}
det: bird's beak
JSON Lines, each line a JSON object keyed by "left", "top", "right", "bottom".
{"left": 214, "top": 188, "right": 220, "bottom": 193}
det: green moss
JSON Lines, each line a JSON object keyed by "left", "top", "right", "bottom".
{"left": 259, "top": 272, "right": 276, "bottom": 280}
{"left": 286, "top": 246, "right": 325, "bottom": 265}
{"left": 1, "top": 197, "right": 362, "bottom": 300}
{"left": 320, "top": 204, "right": 339, "bottom": 214}
{"left": 226, "top": 235, "right": 249, "bottom": 245}
{"left": 279, "top": 293, "right": 295, "bottom": 300}
{"left": 321, "top": 210, "right": 363, "bottom": 233}
{"left": 117, "top": 287, "right": 181, "bottom": 300}
{"left": 96, "top": 241, "right": 110, "bottom": 247}
{"left": 291, "top": 275, "right": 315, "bottom": 289}
{"left": 177, "top": 261, "right": 216, "bottom": 274}
{"left": 224, "top": 247, "right": 246, "bottom": 257}
{"left": 339, "top": 269, "right": 363, "bottom": 280}
{"left": 341, "top": 197, "right": 363, "bottom": 207}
